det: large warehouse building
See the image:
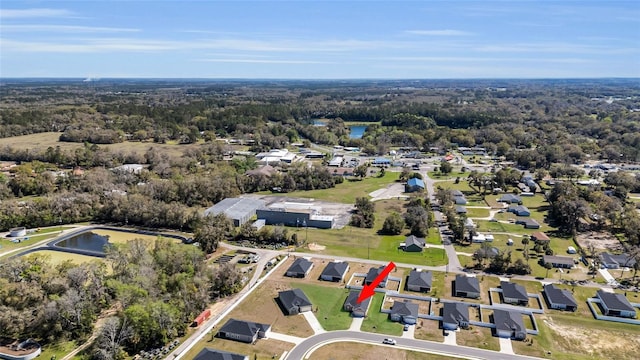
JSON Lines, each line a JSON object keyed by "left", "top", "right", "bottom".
{"left": 256, "top": 201, "right": 334, "bottom": 229}
{"left": 204, "top": 197, "right": 266, "bottom": 227}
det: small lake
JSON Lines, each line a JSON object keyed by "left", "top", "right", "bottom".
{"left": 55, "top": 231, "right": 113, "bottom": 253}
{"left": 349, "top": 125, "right": 367, "bottom": 139}
{"left": 313, "top": 119, "right": 326, "bottom": 126}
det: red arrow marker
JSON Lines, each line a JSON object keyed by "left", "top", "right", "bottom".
{"left": 357, "top": 262, "right": 396, "bottom": 304}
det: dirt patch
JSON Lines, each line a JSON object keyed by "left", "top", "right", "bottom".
{"left": 576, "top": 231, "right": 623, "bottom": 252}
{"left": 543, "top": 318, "right": 640, "bottom": 359}
{"left": 308, "top": 243, "right": 326, "bottom": 251}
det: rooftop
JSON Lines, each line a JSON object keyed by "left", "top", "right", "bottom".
{"left": 597, "top": 290, "right": 635, "bottom": 312}
{"left": 493, "top": 310, "right": 525, "bottom": 334}
{"left": 543, "top": 284, "right": 577, "bottom": 308}
{"left": 407, "top": 269, "right": 432, "bottom": 288}
{"left": 278, "top": 288, "right": 313, "bottom": 309}
{"left": 204, "top": 197, "right": 266, "bottom": 219}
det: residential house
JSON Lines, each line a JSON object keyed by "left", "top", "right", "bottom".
{"left": 454, "top": 275, "right": 481, "bottom": 299}
{"left": 405, "top": 178, "right": 426, "bottom": 192}
{"left": 401, "top": 235, "right": 426, "bottom": 252}
{"left": 194, "top": 348, "right": 248, "bottom": 360}
{"left": 508, "top": 205, "right": 531, "bottom": 217}
{"left": 389, "top": 300, "right": 419, "bottom": 325}
{"left": 343, "top": 290, "right": 371, "bottom": 318}
{"left": 285, "top": 258, "right": 314, "bottom": 278}
{"left": 451, "top": 190, "right": 464, "bottom": 197}
{"left": 277, "top": 289, "right": 313, "bottom": 315}
{"left": 599, "top": 252, "right": 637, "bottom": 269}
{"left": 455, "top": 205, "right": 468, "bottom": 214}
{"left": 464, "top": 218, "right": 476, "bottom": 231}
{"left": 500, "top": 281, "right": 529, "bottom": 306}
{"left": 498, "top": 194, "right": 522, "bottom": 204}
{"left": 474, "top": 246, "right": 499, "bottom": 259}
{"left": 442, "top": 302, "right": 470, "bottom": 330}
{"left": 320, "top": 262, "right": 349, "bottom": 282}
{"left": 406, "top": 270, "right": 432, "bottom": 292}
{"left": 516, "top": 218, "right": 540, "bottom": 229}
{"left": 365, "top": 266, "right": 389, "bottom": 288}
{"left": 454, "top": 196, "right": 468, "bottom": 205}
{"left": 530, "top": 232, "right": 550, "bottom": 244}
{"left": 596, "top": 290, "right": 637, "bottom": 318}
{"left": 543, "top": 284, "right": 577, "bottom": 312}
{"left": 217, "top": 319, "right": 271, "bottom": 343}
{"left": 542, "top": 255, "right": 574, "bottom": 269}
{"left": 493, "top": 310, "right": 526, "bottom": 340}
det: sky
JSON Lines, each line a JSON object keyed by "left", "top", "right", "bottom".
{"left": 0, "top": 1, "right": 639, "bottom": 79}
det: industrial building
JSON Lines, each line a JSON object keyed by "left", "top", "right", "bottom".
{"left": 256, "top": 201, "right": 334, "bottom": 229}
{"left": 204, "top": 197, "right": 266, "bottom": 227}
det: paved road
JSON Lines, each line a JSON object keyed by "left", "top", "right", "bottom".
{"left": 284, "top": 330, "right": 543, "bottom": 360}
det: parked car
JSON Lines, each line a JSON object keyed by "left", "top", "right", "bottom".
{"left": 403, "top": 324, "right": 410, "bottom": 331}
{"left": 382, "top": 338, "right": 397, "bottom": 345}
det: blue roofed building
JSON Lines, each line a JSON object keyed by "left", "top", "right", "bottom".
{"left": 405, "top": 178, "right": 425, "bottom": 192}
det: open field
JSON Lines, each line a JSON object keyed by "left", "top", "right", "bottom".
{"left": 361, "top": 293, "right": 403, "bottom": 336}
{"left": 291, "top": 283, "right": 353, "bottom": 331}
{"left": 217, "top": 279, "right": 314, "bottom": 338}
{"left": 269, "top": 171, "right": 400, "bottom": 204}
{"left": 38, "top": 340, "right": 79, "bottom": 360}
{"left": 413, "top": 319, "right": 444, "bottom": 342}
{"left": 181, "top": 337, "right": 293, "bottom": 360}
{"left": 312, "top": 341, "right": 455, "bottom": 360}
{"left": 91, "top": 229, "right": 181, "bottom": 244}
{"left": 23, "top": 250, "right": 101, "bottom": 265}
{"left": 0, "top": 132, "right": 198, "bottom": 158}
{"left": 456, "top": 326, "right": 499, "bottom": 351}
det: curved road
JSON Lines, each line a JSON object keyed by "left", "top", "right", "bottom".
{"left": 284, "top": 330, "right": 542, "bottom": 360}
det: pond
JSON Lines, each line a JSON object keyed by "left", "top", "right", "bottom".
{"left": 349, "top": 125, "right": 367, "bottom": 139}
{"left": 54, "top": 231, "right": 113, "bottom": 253}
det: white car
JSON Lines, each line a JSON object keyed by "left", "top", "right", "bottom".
{"left": 382, "top": 338, "right": 396, "bottom": 345}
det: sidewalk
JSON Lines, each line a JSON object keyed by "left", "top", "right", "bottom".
{"left": 443, "top": 330, "right": 456, "bottom": 345}
{"left": 401, "top": 324, "right": 415, "bottom": 339}
{"left": 302, "top": 311, "right": 326, "bottom": 334}
{"left": 348, "top": 317, "right": 363, "bottom": 331}
{"left": 498, "top": 337, "right": 514, "bottom": 354}
{"left": 267, "top": 332, "right": 305, "bottom": 345}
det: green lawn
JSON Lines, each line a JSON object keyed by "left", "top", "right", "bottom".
{"left": 465, "top": 207, "right": 490, "bottom": 218}
{"left": 425, "top": 230, "right": 441, "bottom": 245}
{"left": 38, "top": 340, "right": 79, "bottom": 360}
{"left": 293, "top": 283, "right": 353, "bottom": 331}
{"left": 271, "top": 171, "right": 400, "bottom": 204}
{"left": 361, "top": 293, "right": 403, "bottom": 336}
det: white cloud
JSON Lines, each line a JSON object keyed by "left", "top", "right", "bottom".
{"left": 0, "top": 8, "right": 74, "bottom": 19}
{"left": 0, "top": 25, "right": 140, "bottom": 33}
{"left": 194, "top": 58, "right": 336, "bottom": 64}
{"left": 405, "top": 29, "right": 473, "bottom": 36}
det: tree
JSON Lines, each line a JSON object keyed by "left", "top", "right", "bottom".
{"left": 351, "top": 197, "right": 375, "bottom": 228}
{"left": 93, "top": 317, "right": 132, "bottom": 360}
{"left": 353, "top": 163, "right": 369, "bottom": 179}
{"left": 439, "top": 160, "right": 453, "bottom": 174}
{"left": 195, "top": 213, "right": 232, "bottom": 254}
{"left": 544, "top": 262, "right": 553, "bottom": 278}
{"left": 381, "top": 212, "right": 405, "bottom": 235}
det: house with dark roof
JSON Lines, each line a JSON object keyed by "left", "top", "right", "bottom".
{"left": 515, "top": 218, "right": 540, "bottom": 229}
{"left": 389, "top": 300, "right": 419, "bottom": 324}
{"left": 451, "top": 190, "right": 464, "bottom": 197}
{"left": 285, "top": 258, "right": 314, "bottom": 278}
{"left": 543, "top": 284, "right": 577, "bottom": 312}
{"left": 500, "top": 281, "right": 529, "bottom": 306}
{"left": 217, "top": 319, "right": 271, "bottom": 344}
{"left": 405, "top": 178, "right": 425, "bottom": 192}
{"left": 498, "top": 194, "right": 522, "bottom": 204}
{"left": 530, "top": 232, "right": 550, "bottom": 244}
{"left": 493, "top": 310, "right": 526, "bottom": 340}
{"left": 277, "top": 289, "right": 313, "bottom": 315}
{"left": 401, "top": 235, "right": 426, "bottom": 252}
{"left": 599, "top": 252, "right": 637, "bottom": 269}
{"left": 455, "top": 205, "right": 468, "bottom": 214}
{"left": 508, "top": 205, "right": 530, "bottom": 217}
{"left": 454, "top": 275, "right": 481, "bottom": 299}
{"left": 343, "top": 290, "right": 371, "bottom": 318}
{"left": 596, "top": 290, "right": 636, "bottom": 318}
{"left": 542, "top": 255, "right": 574, "bottom": 269}
{"left": 406, "top": 270, "right": 432, "bottom": 292}
{"left": 365, "top": 266, "right": 389, "bottom": 288}
{"left": 194, "top": 348, "right": 248, "bottom": 360}
{"left": 320, "top": 262, "right": 349, "bottom": 282}
{"left": 442, "top": 302, "right": 469, "bottom": 330}
{"left": 454, "top": 196, "right": 468, "bottom": 205}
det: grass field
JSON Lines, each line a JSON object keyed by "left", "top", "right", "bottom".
{"left": 0, "top": 132, "right": 198, "bottom": 158}
{"left": 91, "top": 229, "right": 180, "bottom": 244}
{"left": 312, "top": 341, "right": 455, "bottom": 360}
{"left": 279, "top": 171, "right": 400, "bottom": 204}
{"left": 23, "top": 249, "right": 101, "bottom": 265}
{"left": 456, "top": 326, "right": 500, "bottom": 351}
{"left": 361, "top": 293, "right": 403, "bottom": 336}
{"left": 413, "top": 320, "right": 445, "bottom": 342}
{"left": 292, "top": 283, "right": 353, "bottom": 331}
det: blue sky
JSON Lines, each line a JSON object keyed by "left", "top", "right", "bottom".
{"left": 1, "top": 1, "right": 639, "bottom": 78}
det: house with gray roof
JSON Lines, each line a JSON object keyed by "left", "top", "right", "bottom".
{"left": 543, "top": 284, "right": 577, "bottom": 312}
{"left": 493, "top": 310, "right": 526, "bottom": 340}
{"left": 599, "top": 252, "right": 636, "bottom": 269}
{"left": 508, "top": 205, "right": 530, "bottom": 217}
{"left": 455, "top": 205, "right": 468, "bottom": 214}
{"left": 406, "top": 269, "right": 432, "bottom": 292}
{"left": 454, "top": 196, "right": 468, "bottom": 205}
{"left": 596, "top": 290, "right": 636, "bottom": 318}
{"left": 501, "top": 281, "right": 529, "bottom": 306}
{"left": 454, "top": 275, "right": 481, "bottom": 299}
{"left": 442, "top": 302, "right": 469, "bottom": 330}
{"left": 285, "top": 258, "right": 314, "bottom": 278}
{"left": 320, "top": 261, "right": 349, "bottom": 282}
{"left": 498, "top": 194, "right": 522, "bottom": 204}
{"left": 217, "top": 319, "right": 271, "bottom": 344}
{"left": 365, "top": 266, "right": 388, "bottom": 288}
{"left": 194, "top": 348, "right": 248, "bottom": 360}
{"left": 277, "top": 289, "right": 313, "bottom": 315}
{"left": 516, "top": 218, "right": 540, "bottom": 229}
{"left": 402, "top": 235, "right": 425, "bottom": 252}
{"left": 343, "top": 290, "right": 371, "bottom": 318}
{"left": 389, "top": 300, "right": 419, "bottom": 325}
{"left": 542, "top": 255, "right": 574, "bottom": 269}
